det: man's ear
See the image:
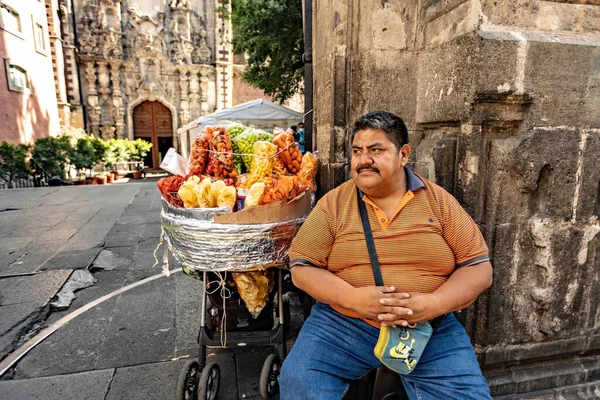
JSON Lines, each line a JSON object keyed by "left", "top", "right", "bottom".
{"left": 400, "top": 144, "right": 411, "bottom": 166}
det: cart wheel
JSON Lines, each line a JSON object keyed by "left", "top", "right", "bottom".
{"left": 176, "top": 359, "right": 200, "bottom": 400}
{"left": 260, "top": 354, "right": 281, "bottom": 399}
{"left": 197, "top": 362, "right": 220, "bottom": 400}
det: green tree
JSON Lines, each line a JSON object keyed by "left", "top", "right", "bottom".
{"left": 68, "top": 135, "right": 107, "bottom": 176}
{"left": 0, "top": 142, "right": 30, "bottom": 186}
{"left": 130, "top": 138, "right": 152, "bottom": 162}
{"left": 231, "top": 0, "right": 304, "bottom": 103}
{"left": 31, "top": 136, "right": 72, "bottom": 178}
{"left": 104, "top": 139, "right": 131, "bottom": 168}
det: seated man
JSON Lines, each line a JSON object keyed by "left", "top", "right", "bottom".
{"left": 279, "top": 111, "right": 493, "bottom": 400}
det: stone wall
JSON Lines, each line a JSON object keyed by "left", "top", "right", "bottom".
{"left": 312, "top": 0, "right": 600, "bottom": 397}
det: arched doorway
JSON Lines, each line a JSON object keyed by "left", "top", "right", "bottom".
{"left": 133, "top": 101, "right": 173, "bottom": 169}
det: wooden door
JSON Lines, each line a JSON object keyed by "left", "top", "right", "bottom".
{"left": 133, "top": 101, "right": 173, "bottom": 169}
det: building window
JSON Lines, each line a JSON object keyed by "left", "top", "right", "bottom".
{"left": 0, "top": 3, "right": 21, "bottom": 35}
{"left": 34, "top": 22, "right": 46, "bottom": 52}
{"left": 4, "top": 59, "right": 30, "bottom": 93}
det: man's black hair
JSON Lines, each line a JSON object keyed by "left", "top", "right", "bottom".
{"left": 350, "top": 111, "right": 409, "bottom": 151}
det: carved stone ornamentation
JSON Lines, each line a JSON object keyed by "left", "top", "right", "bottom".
{"left": 192, "top": 30, "right": 212, "bottom": 64}
{"left": 96, "top": 62, "right": 111, "bottom": 102}
{"left": 78, "top": 24, "right": 97, "bottom": 54}
{"left": 84, "top": 62, "right": 97, "bottom": 95}
{"left": 100, "top": 125, "right": 116, "bottom": 140}
{"left": 73, "top": 1, "right": 229, "bottom": 143}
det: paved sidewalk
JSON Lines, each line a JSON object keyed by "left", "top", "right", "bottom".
{"left": 0, "top": 179, "right": 301, "bottom": 399}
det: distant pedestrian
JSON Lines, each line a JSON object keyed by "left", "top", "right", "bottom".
{"left": 297, "top": 122, "right": 305, "bottom": 154}
{"left": 289, "top": 125, "right": 299, "bottom": 142}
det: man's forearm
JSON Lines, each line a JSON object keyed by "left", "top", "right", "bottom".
{"left": 291, "top": 265, "right": 357, "bottom": 310}
{"left": 432, "top": 261, "right": 493, "bottom": 315}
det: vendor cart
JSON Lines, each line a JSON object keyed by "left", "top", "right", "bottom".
{"left": 159, "top": 193, "right": 310, "bottom": 400}
{"left": 176, "top": 268, "right": 289, "bottom": 400}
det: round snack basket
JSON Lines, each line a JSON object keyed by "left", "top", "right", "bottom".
{"left": 161, "top": 193, "right": 310, "bottom": 400}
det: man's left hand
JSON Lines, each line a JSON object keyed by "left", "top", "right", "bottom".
{"left": 378, "top": 292, "right": 443, "bottom": 327}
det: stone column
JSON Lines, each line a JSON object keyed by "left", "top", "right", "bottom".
{"left": 199, "top": 69, "right": 210, "bottom": 116}
{"left": 110, "top": 61, "right": 124, "bottom": 138}
{"left": 188, "top": 69, "right": 200, "bottom": 118}
{"left": 84, "top": 61, "right": 100, "bottom": 136}
{"left": 179, "top": 68, "right": 190, "bottom": 125}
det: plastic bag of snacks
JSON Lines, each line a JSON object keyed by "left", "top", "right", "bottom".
{"left": 188, "top": 133, "right": 210, "bottom": 177}
{"left": 297, "top": 151, "right": 319, "bottom": 191}
{"left": 273, "top": 130, "right": 302, "bottom": 174}
{"left": 205, "top": 126, "right": 239, "bottom": 182}
{"left": 246, "top": 141, "right": 277, "bottom": 188}
{"left": 232, "top": 270, "right": 274, "bottom": 318}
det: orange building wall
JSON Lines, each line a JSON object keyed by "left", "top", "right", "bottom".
{"left": 232, "top": 64, "right": 272, "bottom": 106}
{"left": 0, "top": 0, "right": 60, "bottom": 145}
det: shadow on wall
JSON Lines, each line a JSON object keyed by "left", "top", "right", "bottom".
{"left": 0, "top": 34, "right": 50, "bottom": 145}
{"left": 16, "top": 83, "right": 50, "bottom": 145}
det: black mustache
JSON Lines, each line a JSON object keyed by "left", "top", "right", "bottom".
{"left": 356, "top": 165, "right": 380, "bottom": 173}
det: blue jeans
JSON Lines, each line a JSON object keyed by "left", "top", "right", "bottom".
{"left": 279, "top": 303, "right": 491, "bottom": 400}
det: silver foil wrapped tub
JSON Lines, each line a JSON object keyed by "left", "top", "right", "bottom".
{"left": 160, "top": 192, "right": 310, "bottom": 272}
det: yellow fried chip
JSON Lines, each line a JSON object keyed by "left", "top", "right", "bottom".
{"left": 193, "top": 177, "right": 213, "bottom": 208}
{"left": 245, "top": 182, "right": 266, "bottom": 207}
{"left": 217, "top": 186, "right": 236, "bottom": 209}
{"left": 209, "top": 180, "right": 227, "bottom": 207}
{"left": 178, "top": 176, "right": 200, "bottom": 208}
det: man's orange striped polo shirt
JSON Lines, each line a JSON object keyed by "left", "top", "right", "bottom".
{"left": 289, "top": 167, "right": 489, "bottom": 328}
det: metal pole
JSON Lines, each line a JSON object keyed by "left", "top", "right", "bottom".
{"left": 302, "top": 0, "right": 313, "bottom": 152}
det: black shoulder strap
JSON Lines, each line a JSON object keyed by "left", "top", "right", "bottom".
{"left": 357, "top": 188, "right": 384, "bottom": 286}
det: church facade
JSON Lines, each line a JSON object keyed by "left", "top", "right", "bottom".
{"left": 61, "top": 0, "right": 233, "bottom": 168}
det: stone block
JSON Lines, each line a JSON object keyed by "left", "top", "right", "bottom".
{"left": 349, "top": 50, "right": 418, "bottom": 128}
{"left": 413, "top": 131, "right": 458, "bottom": 194}
{"left": 416, "top": 34, "right": 480, "bottom": 124}
{"left": 575, "top": 130, "right": 600, "bottom": 221}
{"left": 524, "top": 41, "right": 600, "bottom": 127}
{"left": 480, "top": 0, "right": 600, "bottom": 35}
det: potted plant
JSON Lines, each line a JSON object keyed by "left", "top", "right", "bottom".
{"left": 130, "top": 139, "right": 152, "bottom": 179}
{"left": 31, "top": 136, "right": 71, "bottom": 183}
{"left": 103, "top": 139, "right": 131, "bottom": 175}
{"left": 0, "top": 141, "right": 30, "bottom": 188}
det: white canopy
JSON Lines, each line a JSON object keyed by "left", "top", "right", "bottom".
{"left": 196, "top": 98, "right": 302, "bottom": 126}
{"left": 178, "top": 99, "right": 303, "bottom": 157}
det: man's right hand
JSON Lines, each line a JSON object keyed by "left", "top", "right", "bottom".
{"left": 348, "top": 286, "right": 411, "bottom": 320}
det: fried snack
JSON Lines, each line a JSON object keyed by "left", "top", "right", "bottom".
{"left": 194, "top": 177, "right": 213, "bottom": 208}
{"left": 217, "top": 186, "right": 237, "bottom": 209}
{"left": 177, "top": 176, "right": 201, "bottom": 208}
{"left": 298, "top": 152, "right": 318, "bottom": 182}
{"left": 189, "top": 134, "right": 210, "bottom": 177}
{"left": 157, "top": 175, "right": 184, "bottom": 207}
{"left": 272, "top": 155, "right": 288, "bottom": 176}
{"left": 231, "top": 270, "right": 274, "bottom": 318}
{"left": 246, "top": 141, "right": 277, "bottom": 187}
{"left": 273, "top": 131, "right": 302, "bottom": 174}
{"left": 245, "top": 182, "right": 266, "bottom": 207}
{"left": 297, "top": 151, "right": 319, "bottom": 191}
{"left": 208, "top": 180, "right": 227, "bottom": 207}
{"left": 260, "top": 175, "right": 309, "bottom": 205}
{"left": 206, "top": 126, "right": 239, "bottom": 181}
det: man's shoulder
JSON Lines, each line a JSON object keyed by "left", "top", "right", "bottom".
{"left": 415, "top": 173, "right": 451, "bottom": 199}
